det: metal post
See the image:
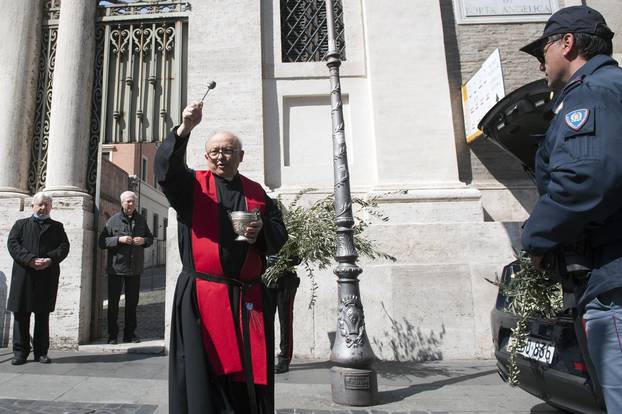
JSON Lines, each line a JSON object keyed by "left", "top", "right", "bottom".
{"left": 325, "top": 0, "right": 378, "bottom": 406}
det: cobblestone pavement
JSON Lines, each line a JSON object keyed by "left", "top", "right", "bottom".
{"left": 0, "top": 350, "right": 565, "bottom": 414}
{"left": 140, "top": 266, "right": 166, "bottom": 293}
{"left": 0, "top": 399, "right": 156, "bottom": 414}
{"left": 97, "top": 266, "right": 166, "bottom": 341}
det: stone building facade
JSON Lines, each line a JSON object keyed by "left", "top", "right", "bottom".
{"left": 1, "top": 0, "right": 621, "bottom": 359}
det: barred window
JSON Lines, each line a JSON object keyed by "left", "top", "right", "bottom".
{"left": 280, "top": 0, "right": 346, "bottom": 63}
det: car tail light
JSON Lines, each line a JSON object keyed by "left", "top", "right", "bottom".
{"left": 574, "top": 361, "right": 587, "bottom": 372}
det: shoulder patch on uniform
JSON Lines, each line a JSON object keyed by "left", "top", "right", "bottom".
{"left": 565, "top": 109, "right": 590, "bottom": 131}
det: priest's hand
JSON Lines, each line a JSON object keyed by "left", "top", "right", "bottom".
{"left": 133, "top": 237, "right": 145, "bottom": 246}
{"left": 244, "top": 218, "right": 263, "bottom": 244}
{"left": 177, "top": 101, "right": 203, "bottom": 137}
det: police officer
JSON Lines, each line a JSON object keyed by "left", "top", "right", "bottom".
{"left": 520, "top": 6, "right": 622, "bottom": 412}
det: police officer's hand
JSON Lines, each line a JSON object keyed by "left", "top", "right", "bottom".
{"left": 244, "top": 218, "right": 263, "bottom": 244}
{"left": 119, "top": 236, "right": 133, "bottom": 245}
{"left": 530, "top": 255, "right": 544, "bottom": 271}
{"left": 133, "top": 236, "right": 145, "bottom": 246}
{"left": 177, "top": 101, "right": 203, "bottom": 137}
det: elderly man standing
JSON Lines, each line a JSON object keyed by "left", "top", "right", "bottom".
{"left": 520, "top": 6, "right": 622, "bottom": 412}
{"left": 98, "top": 191, "right": 153, "bottom": 344}
{"left": 155, "top": 101, "right": 287, "bottom": 414}
{"left": 7, "top": 192, "right": 70, "bottom": 365}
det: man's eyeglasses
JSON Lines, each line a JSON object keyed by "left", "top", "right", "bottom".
{"left": 537, "top": 35, "right": 563, "bottom": 64}
{"left": 207, "top": 148, "right": 239, "bottom": 158}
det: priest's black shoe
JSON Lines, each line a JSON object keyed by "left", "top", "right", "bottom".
{"left": 11, "top": 357, "right": 26, "bottom": 366}
{"left": 35, "top": 355, "right": 51, "bottom": 364}
{"left": 275, "top": 359, "right": 289, "bottom": 374}
{"left": 107, "top": 337, "right": 118, "bottom": 345}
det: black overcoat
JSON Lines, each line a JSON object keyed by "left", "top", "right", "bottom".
{"left": 7, "top": 216, "right": 70, "bottom": 313}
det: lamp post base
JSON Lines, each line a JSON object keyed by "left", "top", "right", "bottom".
{"left": 330, "top": 366, "right": 378, "bottom": 406}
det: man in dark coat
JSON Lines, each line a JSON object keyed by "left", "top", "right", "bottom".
{"left": 98, "top": 190, "right": 153, "bottom": 344}
{"left": 155, "top": 101, "right": 287, "bottom": 414}
{"left": 7, "top": 192, "right": 70, "bottom": 365}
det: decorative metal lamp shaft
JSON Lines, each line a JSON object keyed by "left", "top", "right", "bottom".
{"left": 325, "top": 0, "right": 378, "bottom": 406}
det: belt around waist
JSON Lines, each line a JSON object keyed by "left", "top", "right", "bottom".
{"left": 597, "top": 287, "right": 622, "bottom": 306}
{"left": 182, "top": 267, "right": 262, "bottom": 288}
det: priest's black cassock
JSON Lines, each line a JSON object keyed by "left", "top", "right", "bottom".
{"left": 155, "top": 128, "right": 287, "bottom": 414}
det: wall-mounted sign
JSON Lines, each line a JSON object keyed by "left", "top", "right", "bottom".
{"left": 454, "top": 0, "right": 559, "bottom": 24}
{"left": 462, "top": 48, "right": 505, "bottom": 143}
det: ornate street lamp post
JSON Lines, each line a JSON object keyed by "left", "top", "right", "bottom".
{"left": 324, "top": 0, "right": 378, "bottom": 406}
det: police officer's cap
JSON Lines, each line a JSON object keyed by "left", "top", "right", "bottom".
{"left": 521, "top": 6, "right": 614, "bottom": 60}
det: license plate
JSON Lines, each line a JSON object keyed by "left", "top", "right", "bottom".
{"left": 514, "top": 336, "right": 555, "bottom": 364}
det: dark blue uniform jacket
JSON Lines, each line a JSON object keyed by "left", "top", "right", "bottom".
{"left": 521, "top": 55, "right": 622, "bottom": 307}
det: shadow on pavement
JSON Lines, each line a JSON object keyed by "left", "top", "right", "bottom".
{"left": 287, "top": 360, "right": 333, "bottom": 371}
{"left": 530, "top": 402, "right": 566, "bottom": 412}
{"left": 51, "top": 352, "right": 162, "bottom": 364}
{"left": 287, "top": 359, "right": 467, "bottom": 382}
{"left": 378, "top": 368, "right": 497, "bottom": 403}
{"left": 375, "top": 360, "right": 453, "bottom": 379}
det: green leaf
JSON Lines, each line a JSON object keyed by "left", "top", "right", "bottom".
{"left": 495, "top": 252, "right": 563, "bottom": 386}
{"left": 265, "top": 189, "right": 397, "bottom": 308}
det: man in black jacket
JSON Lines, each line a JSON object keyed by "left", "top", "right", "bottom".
{"left": 7, "top": 192, "right": 70, "bottom": 365}
{"left": 98, "top": 191, "right": 153, "bottom": 344}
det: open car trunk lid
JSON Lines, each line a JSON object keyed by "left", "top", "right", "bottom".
{"left": 478, "top": 79, "right": 554, "bottom": 175}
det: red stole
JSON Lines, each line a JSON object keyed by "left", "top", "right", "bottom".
{"left": 191, "top": 170, "right": 268, "bottom": 385}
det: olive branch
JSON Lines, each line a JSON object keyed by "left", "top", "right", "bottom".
{"left": 486, "top": 251, "right": 562, "bottom": 386}
{"left": 264, "top": 188, "right": 397, "bottom": 308}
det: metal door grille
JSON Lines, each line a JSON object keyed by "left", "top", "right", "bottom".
{"left": 87, "top": 25, "right": 106, "bottom": 194}
{"left": 98, "top": 2, "right": 188, "bottom": 145}
{"left": 28, "top": 0, "right": 61, "bottom": 194}
{"left": 101, "top": 21, "right": 181, "bottom": 144}
{"left": 27, "top": 1, "right": 188, "bottom": 194}
{"left": 280, "top": 0, "right": 346, "bottom": 62}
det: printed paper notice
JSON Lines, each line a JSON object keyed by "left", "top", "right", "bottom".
{"left": 462, "top": 49, "right": 505, "bottom": 142}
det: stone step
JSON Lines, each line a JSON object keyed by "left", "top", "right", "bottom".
{"left": 79, "top": 339, "right": 165, "bottom": 355}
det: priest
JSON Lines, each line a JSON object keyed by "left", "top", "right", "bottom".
{"left": 155, "top": 101, "right": 287, "bottom": 414}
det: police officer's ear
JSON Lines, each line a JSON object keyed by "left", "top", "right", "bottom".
{"left": 560, "top": 33, "right": 579, "bottom": 59}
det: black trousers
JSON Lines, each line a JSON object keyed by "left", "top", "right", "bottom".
{"left": 107, "top": 274, "right": 140, "bottom": 339}
{"left": 268, "top": 274, "right": 299, "bottom": 363}
{"left": 13, "top": 311, "right": 50, "bottom": 359}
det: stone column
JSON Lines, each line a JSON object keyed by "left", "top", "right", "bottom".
{"left": 44, "top": 0, "right": 97, "bottom": 196}
{"left": 0, "top": 1, "right": 43, "bottom": 196}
